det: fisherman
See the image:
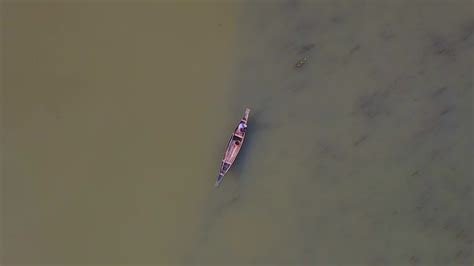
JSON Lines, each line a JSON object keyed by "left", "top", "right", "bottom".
{"left": 236, "top": 121, "right": 247, "bottom": 137}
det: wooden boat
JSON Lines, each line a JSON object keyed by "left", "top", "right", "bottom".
{"left": 215, "top": 108, "right": 251, "bottom": 187}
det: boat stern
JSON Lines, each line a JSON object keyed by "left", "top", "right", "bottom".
{"left": 244, "top": 108, "right": 251, "bottom": 121}
{"left": 215, "top": 174, "right": 224, "bottom": 187}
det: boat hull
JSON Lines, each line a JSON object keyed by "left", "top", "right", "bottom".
{"left": 215, "top": 108, "right": 250, "bottom": 187}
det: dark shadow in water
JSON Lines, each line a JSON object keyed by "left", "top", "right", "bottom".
{"left": 185, "top": 110, "right": 267, "bottom": 263}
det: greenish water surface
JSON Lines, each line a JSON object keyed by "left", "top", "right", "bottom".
{"left": 2, "top": 1, "right": 472, "bottom": 265}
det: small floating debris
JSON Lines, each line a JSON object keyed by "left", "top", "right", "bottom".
{"left": 295, "top": 56, "right": 308, "bottom": 69}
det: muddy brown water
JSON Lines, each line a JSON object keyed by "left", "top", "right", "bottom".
{"left": 2, "top": 1, "right": 473, "bottom": 265}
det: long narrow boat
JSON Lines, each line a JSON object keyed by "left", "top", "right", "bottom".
{"left": 215, "top": 108, "right": 251, "bottom": 187}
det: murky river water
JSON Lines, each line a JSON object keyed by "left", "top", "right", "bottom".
{"left": 2, "top": 1, "right": 472, "bottom": 265}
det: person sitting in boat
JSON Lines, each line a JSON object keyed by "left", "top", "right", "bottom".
{"left": 236, "top": 122, "right": 247, "bottom": 137}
